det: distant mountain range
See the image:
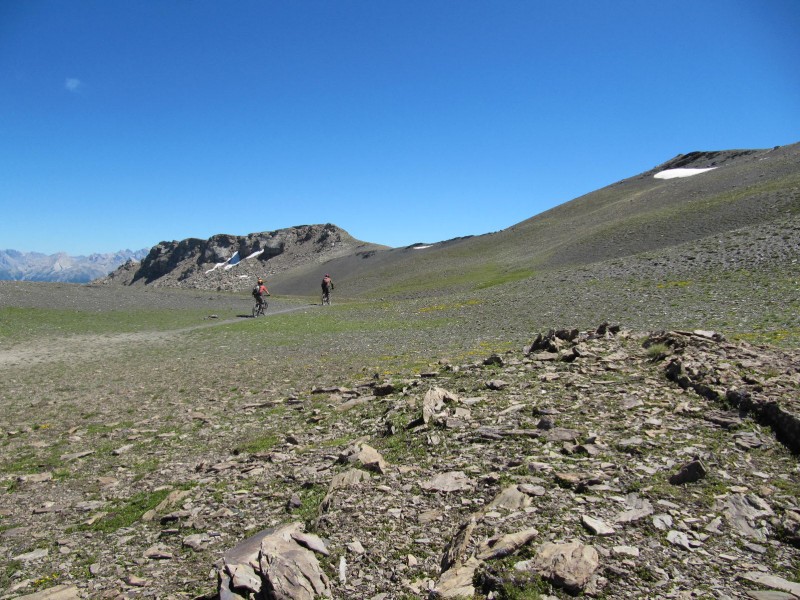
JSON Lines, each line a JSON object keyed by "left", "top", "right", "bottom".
{"left": 0, "top": 248, "right": 149, "bottom": 283}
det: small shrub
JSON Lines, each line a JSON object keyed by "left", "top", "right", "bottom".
{"left": 646, "top": 343, "right": 670, "bottom": 361}
{"left": 474, "top": 569, "right": 548, "bottom": 600}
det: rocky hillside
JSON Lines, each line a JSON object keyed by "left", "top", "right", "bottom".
{"left": 98, "top": 224, "right": 387, "bottom": 292}
{"left": 96, "top": 143, "right": 800, "bottom": 300}
{"left": 207, "top": 143, "right": 800, "bottom": 299}
{"left": 0, "top": 249, "right": 148, "bottom": 283}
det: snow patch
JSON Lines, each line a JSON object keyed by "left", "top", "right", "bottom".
{"left": 205, "top": 249, "right": 265, "bottom": 274}
{"left": 654, "top": 167, "right": 717, "bottom": 180}
{"left": 413, "top": 245, "right": 433, "bottom": 250}
{"left": 223, "top": 251, "right": 241, "bottom": 270}
{"left": 205, "top": 262, "right": 226, "bottom": 274}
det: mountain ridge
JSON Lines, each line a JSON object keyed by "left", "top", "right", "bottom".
{"left": 0, "top": 248, "right": 149, "bottom": 283}
{"left": 99, "top": 142, "right": 799, "bottom": 298}
{"left": 96, "top": 223, "right": 387, "bottom": 291}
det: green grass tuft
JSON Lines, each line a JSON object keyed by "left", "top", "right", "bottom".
{"left": 80, "top": 488, "right": 172, "bottom": 533}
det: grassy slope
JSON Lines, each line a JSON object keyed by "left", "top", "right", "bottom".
{"left": 269, "top": 143, "right": 800, "bottom": 302}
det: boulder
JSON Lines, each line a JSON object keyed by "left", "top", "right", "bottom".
{"left": 339, "top": 443, "right": 388, "bottom": 474}
{"left": 517, "top": 541, "right": 600, "bottom": 594}
{"left": 217, "top": 522, "right": 332, "bottom": 600}
{"left": 431, "top": 557, "right": 481, "bottom": 598}
{"left": 669, "top": 459, "right": 707, "bottom": 485}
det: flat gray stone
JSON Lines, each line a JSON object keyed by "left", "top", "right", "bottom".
{"left": 581, "top": 515, "right": 615, "bottom": 536}
{"left": 421, "top": 471, "right": 475, "bottom": 493}
{"left": 745, "top": 591, "right": 798, "bottom": 599}
{"left": 12, "top": 585, "right": 81, "bottom": 600}
{"left": 615, "top": 495, "right": 654, "bottom": 523}
{"left": 739, "top": 572, "right": 800, "bottom": 597}
{"left": 518, "top": 541, "right": 600, "bottom": 593}
{"left": 724, "top": 494, "right": 773, "bottom": 541}
{"left": 14, "top": 548, "right": 49, "bottom": 561}
{"left": 477, "top": 526, "right": 538, "bottom": 560}
{"left": 667, "top": 530, "right": 692, "bottom": 550}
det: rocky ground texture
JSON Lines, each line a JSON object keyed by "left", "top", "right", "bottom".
{"left": 2, "top": 321, "right": 799, "bottom": 599}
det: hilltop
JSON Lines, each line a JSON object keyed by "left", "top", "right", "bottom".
{"left": 97, "top": 224, "right": 387, "bottom": 292}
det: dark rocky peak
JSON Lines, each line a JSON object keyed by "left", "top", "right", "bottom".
{"left": 654, "top": 149, "right": 762, "bottom": 171}
{"left": 107, "top": 223, "right": 380, "bottom": 290}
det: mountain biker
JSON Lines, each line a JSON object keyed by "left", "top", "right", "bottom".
{"left": 253, "top": 278, "right": 270, "bottom": 306}
{"left": 321, "top": 274, "right": 334, "bottom": 305}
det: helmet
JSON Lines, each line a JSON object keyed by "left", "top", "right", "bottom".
{"left": 324, "top": 274, "right": 329, "bottom": 277}
{"left": 258, "top": 278, "right": 263, "bottom": 284}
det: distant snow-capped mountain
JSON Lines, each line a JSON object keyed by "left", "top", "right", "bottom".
{"left": 0, "top": 248, "right": 150, "bottom": 283}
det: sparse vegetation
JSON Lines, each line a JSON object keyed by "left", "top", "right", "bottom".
{"left": 235, "top": 433, "right": 280, "bottom": 455}
{"left": 80, "top": 489, "right": 172, "bottom": 533}
{"left": 646, "top": 342, "right": 670, "bottom": 361}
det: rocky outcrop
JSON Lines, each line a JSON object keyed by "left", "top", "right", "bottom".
{"left": 650, "top": 329, "right": 800, "bottom": 454}
{"left": 99, "top": 224, "right": 385, "bottom": 291}
{"left": 653, "top": 149, "right": 761, "bottom": 171}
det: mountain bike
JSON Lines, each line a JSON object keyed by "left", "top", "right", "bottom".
{"left": 252, "top": 296, "right": 268, "bottom": 317}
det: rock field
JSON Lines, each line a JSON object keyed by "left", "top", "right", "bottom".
{"left": 2, "top": 323, "right": 799, "bottom": 599}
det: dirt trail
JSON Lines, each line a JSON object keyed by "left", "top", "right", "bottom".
{"left": 0, "top": 305, "right": 308, "bottom": 368}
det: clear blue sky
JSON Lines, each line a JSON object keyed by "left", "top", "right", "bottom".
{"left": 2, "top": 1, "right": 798, "bottom": 256}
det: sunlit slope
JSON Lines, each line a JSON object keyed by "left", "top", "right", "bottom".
{"left": 273, "top": 143, "right": 800, "bottom": 298}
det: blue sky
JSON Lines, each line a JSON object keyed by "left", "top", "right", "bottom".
{"left": 1, "top": 1, "right": 798, "bottom": 255}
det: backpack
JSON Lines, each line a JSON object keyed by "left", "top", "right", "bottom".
{"left": 252, "top": 285, "right": 261, "bottom": 298}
